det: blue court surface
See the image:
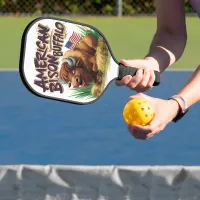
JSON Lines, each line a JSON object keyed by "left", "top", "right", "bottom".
{"left": 0, "top": 70, "right": 199, "bottom": 165}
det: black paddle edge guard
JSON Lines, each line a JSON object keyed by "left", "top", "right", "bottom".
{"left": 117, "top": 63, "right": 161, "bottom": 86}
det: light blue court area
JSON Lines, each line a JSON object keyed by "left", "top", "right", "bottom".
{"left": 0, "top": 70, "right": 199, "bottom": 165}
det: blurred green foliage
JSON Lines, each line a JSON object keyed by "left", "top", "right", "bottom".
{"left": 0, "top": 0, "right": 194, "bottom": 15}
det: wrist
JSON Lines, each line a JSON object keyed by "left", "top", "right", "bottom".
{"left": 167, "top": 99, "right": 182, "bottom": 119}
{"left": 145, "top": 46, "right": 176, "bottom": 73}
{"left": 168, "top": 95, "right": 189, "bottom": 123}
{"left": 144, "top": 56, "right": 160, "bottom": 72}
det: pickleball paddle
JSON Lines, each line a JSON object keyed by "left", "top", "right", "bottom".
{"left": 19, "top": 17, "right": 160, "bottom": 105}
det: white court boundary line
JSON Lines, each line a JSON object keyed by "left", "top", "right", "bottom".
{"left": 0, "top": 68, "right": 194, "bottom": 72}
{"left": 166, "top": 68, "right": 194, "bottom": 71}
{"left": 0, "top": 68, "right": 19, "bottom": 71}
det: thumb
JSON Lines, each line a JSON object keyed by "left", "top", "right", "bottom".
{"left": 120, "top": 59, "right": 147, "bottom": 69}
{"left": 148, "top": 111, "right": 161, "bottom": 131}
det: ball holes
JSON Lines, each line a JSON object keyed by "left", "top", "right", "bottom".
{"left": 141, "top": 108, "right": 144, "bottom": 111}
{"left": 145, "top": 114, "right": 148, "bottom": 117}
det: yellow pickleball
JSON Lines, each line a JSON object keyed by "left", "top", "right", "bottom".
{"left": 123, "top": 98, "right": 155, "bottom": 126}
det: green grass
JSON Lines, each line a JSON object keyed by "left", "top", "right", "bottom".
{"left": 70, "top": 82, "right": 94, "bottom": 100}
{"left": 0, "top": 16, "right": 199, "bottom": 69}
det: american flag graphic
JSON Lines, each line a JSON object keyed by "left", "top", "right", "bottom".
{"left": 65, "top": 32, "right": 81, "bottom": 50}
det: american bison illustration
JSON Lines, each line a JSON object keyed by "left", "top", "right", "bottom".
{"left": 59, "top": 33, "right": 109, "bottom": 98}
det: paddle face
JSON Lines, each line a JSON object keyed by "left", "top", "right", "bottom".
{"left": 20, "top": 17, "right": 119, "bottom": 105}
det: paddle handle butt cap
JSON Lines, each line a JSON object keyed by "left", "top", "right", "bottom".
{"left": 117, "top": 63, "right": 160, "bottom": 86}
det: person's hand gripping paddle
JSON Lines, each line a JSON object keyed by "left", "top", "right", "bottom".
{"left": 19, "top": 17, "right": 160, "bottom": 105}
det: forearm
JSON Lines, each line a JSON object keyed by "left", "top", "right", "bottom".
{"left": 145, "top": 31, "right": 187, "bottom": 73}
{"left": 144, "top": 0, "right": 187, "bottom": 73}
{"left": 176, "top": 65, "right": 200, "bottom": 107}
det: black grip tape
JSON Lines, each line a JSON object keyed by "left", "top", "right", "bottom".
{"left": 117, "top": 63, "right": 160, "bottom": 86}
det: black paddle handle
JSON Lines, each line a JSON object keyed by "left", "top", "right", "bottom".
{"left": 117, "top": 63, "right": 160, "bottom": 86}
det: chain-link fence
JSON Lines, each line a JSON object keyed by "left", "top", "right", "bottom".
{"left": 0, "top": 0, "right": 195, "bottom": 16}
